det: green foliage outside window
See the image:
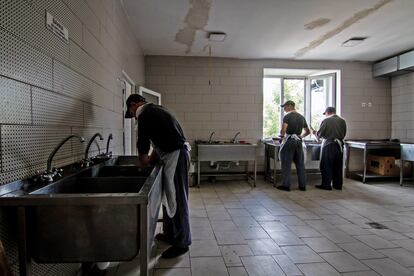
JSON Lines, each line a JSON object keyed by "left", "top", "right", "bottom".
{"left": 263, "top": 79, "right": 305, "bottom": 138}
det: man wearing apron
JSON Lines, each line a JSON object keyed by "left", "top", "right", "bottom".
{"left": 313, "top": 107, "right": 347, "bottom": 190}
{"left": 277, "top": 100, "right": 310, "bottom": 192}
{"left": 125, "top": 94, "right": 191, "bottom": 259}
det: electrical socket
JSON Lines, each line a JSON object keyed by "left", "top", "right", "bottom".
{"left": 368, "top": 102, "right": 372, "bottom": 107}
{"left": 362, "top": 102, "right": 366, "bottom": 108}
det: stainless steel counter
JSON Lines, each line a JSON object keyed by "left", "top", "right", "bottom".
{"left": 196, "top": 143, "right": 257, "bottom": 187}
{"left": 264, "top": 141, "right": 321, "bottom": 186}
{"left": 0, "top": 156, "right": 162, "bottom": 276}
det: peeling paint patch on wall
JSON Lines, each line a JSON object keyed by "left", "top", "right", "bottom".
{"left": 304, "top": 18, "right": 331, "bottom": 30}
{"left": 175, "top": 0, "right": 211, "bottom": 54}
{"left": 295, "top": 0, "right": 394, "bottom": 58}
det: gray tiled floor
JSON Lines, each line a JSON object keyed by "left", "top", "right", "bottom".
{"left": 110, "top": 177, "right": 414, "bottom": 275}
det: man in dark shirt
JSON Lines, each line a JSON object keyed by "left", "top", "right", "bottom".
{"left": 125, "top": 94, "right": 191, "bottom": 259}
{"left": 277, "top": 100, "right": 310, "bottom": 191}
{"left": 313, "top": 107, "right": 347, "bottom": 190}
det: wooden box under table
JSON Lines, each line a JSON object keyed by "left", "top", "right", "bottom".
{"left": 367, "top": 155, "right": 411, "bottom": 176}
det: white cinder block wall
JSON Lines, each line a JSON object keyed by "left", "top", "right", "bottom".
{"left": 391, "top": 72, "right": 414, "bottom": 142}
{"left": 0, "top": 0, "right": 143, "bottom": 274}
{"left": 145, "top": 56, "right": 391, "bottom": 171}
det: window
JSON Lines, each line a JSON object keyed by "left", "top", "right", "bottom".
{"left": 263, "top": 70, "right": 337, "bottom": 138}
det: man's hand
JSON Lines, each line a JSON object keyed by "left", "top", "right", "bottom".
{"left": 139, "top": 154, "right": 151, "bottom": 167}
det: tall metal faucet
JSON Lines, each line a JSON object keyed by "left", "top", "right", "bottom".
{"left": 231, "top": 132, "right": 241, "bottom": 144}
{"left": 105, "top": 133, "right": 113, "bottom": 155}
{"left": 208, "top": 131, "right": 215, "bottom": 143}
{"left": 47, "top": 135, "right": 85, "bottom": 173}
{"left": 85, "top": 133, "right": 104, "bottom": 159}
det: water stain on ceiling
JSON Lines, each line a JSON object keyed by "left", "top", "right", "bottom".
{"left": 175, "top": 0, "right": 212, "bottom": 54}
{"left": 304, "top": 18, "right": 331, "bottom": 30}
{"left": 295, "top": 0, "right": 394, "bottom": 58}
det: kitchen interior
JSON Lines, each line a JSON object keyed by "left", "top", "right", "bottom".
{"left": 1, "top": 0, "right": 414, "bottom": 275}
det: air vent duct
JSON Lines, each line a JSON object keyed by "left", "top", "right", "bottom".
{"left": 373, "top": 49, "right": 414, "bottom": 78}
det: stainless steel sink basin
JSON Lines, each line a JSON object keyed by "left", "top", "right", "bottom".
{"left": 196, "top": 143, "right": 257, "bottom": 187}
{"left": 95, "top": 166, "right": 152, "bottom": 177}
{"left": 30, "top": 176, "right": 147, "bottom": 194}
{"left": 197, "top": 143, "right": 256, "bottom": 161}
{"left": 0, "top": 155, "right": 163, "bottom": 276}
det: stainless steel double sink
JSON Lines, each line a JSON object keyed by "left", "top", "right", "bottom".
{"left": 195, "top": 141, "right": 257, "bottom": 187}
{"left": 0, "top": 156, "right": 162, "bottom": 276}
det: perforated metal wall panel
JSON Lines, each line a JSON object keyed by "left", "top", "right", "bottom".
{"left": 0, "top": 28, "right": 53, "bottom": 90}
{"left": 53, "top": 60, "right": 94, "bottom": 99}
{"left": 71, "top": 127, "right": 106, "bottom": 158}
{"left": 32, "top": 262, "right": 56, "bottom": 276}
{"left": 28, "top": 0, "right": 83, "bottom": 46}
{"left": 0, "top": 75, "right": 32, "bottom": 124}
{"left": 0, "top": 163, "right": 43, "bottom": 185}
{"left": 0, "top": 0, "right": 70, "bottom": 65}
{"left": 69, "top": 42, "right": 100, "bottom": 85}
{"left": 69, "top": 42, "right": 117, "bottom": 95}
{"left": 93, "top": 85, "right": 115, "bottom": 110}
{"left": 71, "top": 127, "right": 123, "bottom": 160}
{"left": 32, "top": 87, "right": 84, "bottom": 126}
{"left": 53, "top": 60, "right": 115, "bottom": 110}
{"left": 1, "top": 125, "right": 72, "bottom": 172}
{"left": 45, "top": 263, "right": 80, "bottom": 276}
{"left": 63, "top": 0, "right": 100, "bottom": 37}
{"left": 83, "top": 104, "right": 122, "bottom": 128}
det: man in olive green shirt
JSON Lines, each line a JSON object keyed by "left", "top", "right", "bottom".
{"left": 313, "top": 107, "right": 347, "bottom": 190}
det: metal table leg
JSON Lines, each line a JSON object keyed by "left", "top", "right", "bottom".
{"left": 273, "top": 147, "right": 277, "bottom": 187}
{"left": 345, "top": 144, "right": 350, "bottom": 178}
{"left": 17, "top": 207, "right": 31, "bottom": 276}
{"left": 400, "top": 159, "right": 404, "bottom": 186}
{"left": 140, "top": 204, "right": 149, "bottom": 276}
{"left": 363, "top": 147, "right": 367, "bottom": 183}
{"left": 197, "top": 161, "right": 200, "bottom": 187}
{"left": 264, "top": 144, "right": 268, "bottom": 181}
{"left": 254, "top": 160, "right": 257, "bottom": 187}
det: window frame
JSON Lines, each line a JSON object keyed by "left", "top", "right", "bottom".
{"left": 263, "top": 73, "right": 337, "bottom": 138}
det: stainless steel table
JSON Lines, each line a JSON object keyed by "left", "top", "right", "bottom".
{"left": 345, "top": 140, "right": 400, "bottom": 183}
{"left": 400, "top": 143, "right": 414, "bottom": 186}
{"left": 264, "top": 142, "right": 279, "bottom": 186}
{"left": 264, "top": 141, "right": 321, "bottom": 186}
{"left": 196, "top": 143, "right": 257, "bottom": 187}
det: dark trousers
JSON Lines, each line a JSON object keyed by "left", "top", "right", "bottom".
{"left": 320, "top": 143, "right": 343, "bottom": 189}
{"left": 280, "top": 139, "right": 306, "bottom": 188}
{"left": 162, "top": 147, "right": 191, "bottom": 248}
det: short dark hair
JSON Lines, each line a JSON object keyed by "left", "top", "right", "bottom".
{"left": 280, "top": 100, "right": 295, "bottom": 108}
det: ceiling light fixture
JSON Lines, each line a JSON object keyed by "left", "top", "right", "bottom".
{"left": 208, "top": 31, "right": 227, "bottom": 42}
{"left": 341, "top": 37, "right": 368, "bottom": 47}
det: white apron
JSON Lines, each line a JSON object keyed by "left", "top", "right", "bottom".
{"left": 157, "top": 142, "right": 191, "bottom": 218}
{"left": 320, "top": 138, "right": 344, "bottom": 160}
{"left": 279, "top": 134, "right": 306, "bottom": 163}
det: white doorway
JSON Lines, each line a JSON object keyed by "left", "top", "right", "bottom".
{"left": 138, "top": 86, "right": 161, "bottom": 105}
{"left": 122, "top": 73, "right": 135, "bottom": 155}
